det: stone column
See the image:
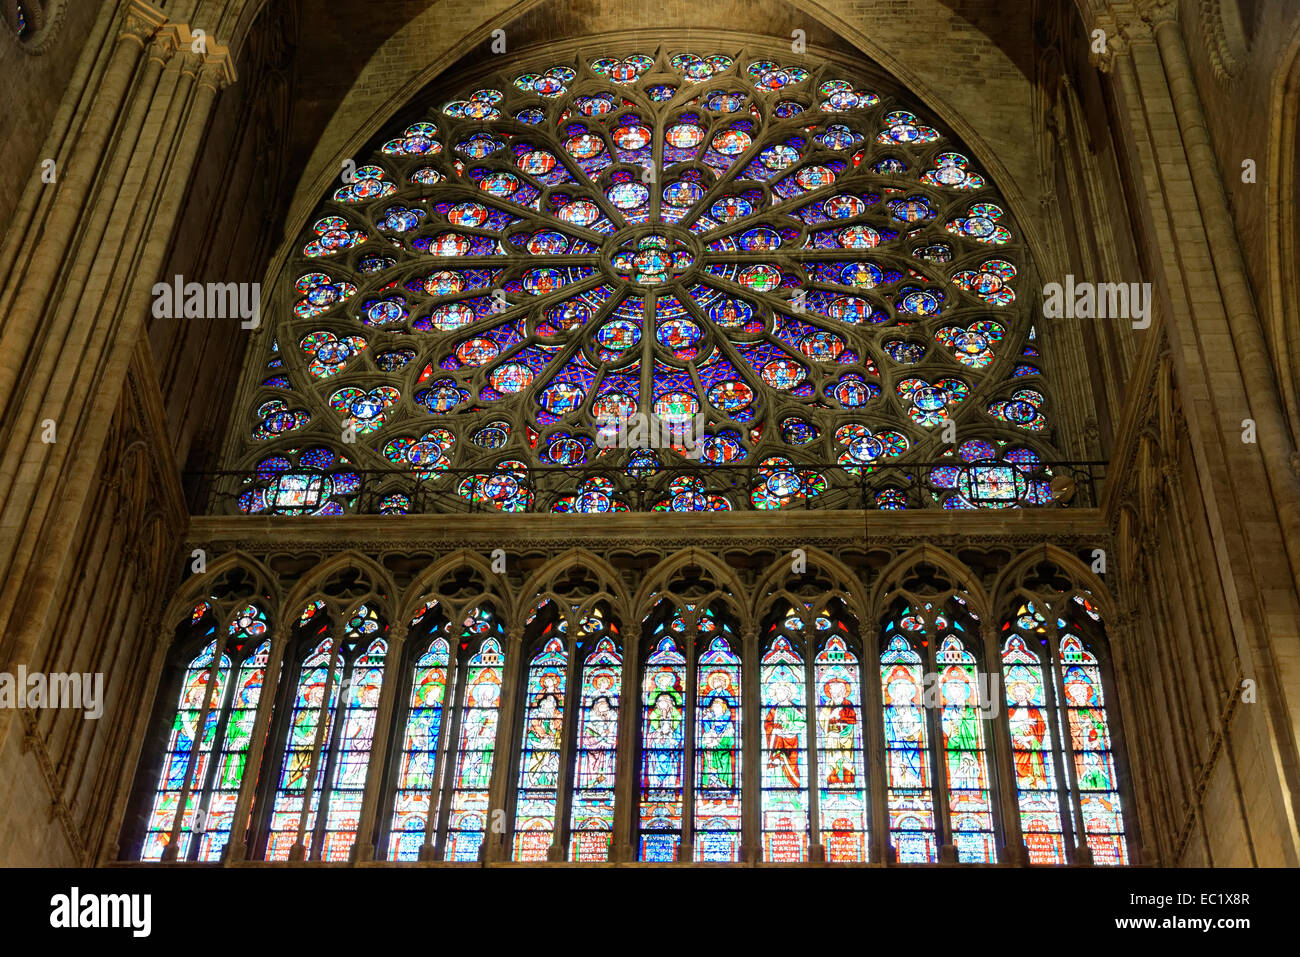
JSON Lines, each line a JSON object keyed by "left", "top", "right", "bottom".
{"left": 0, "top": 36, "right": 237, "bottom": 764}
{"left": 0, "top": 0, "right": 164, "bottom": 416}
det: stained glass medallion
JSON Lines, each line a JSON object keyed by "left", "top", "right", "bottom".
{"left": 241, "top": 47, "right": 1053, "bottom": 513}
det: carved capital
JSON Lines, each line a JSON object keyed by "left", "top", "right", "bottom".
{"left": 146, "top": 29, "right": 176, "bottom": 64}
{"left": 1138, "top": 0, "right": 1178, "bottom": 29}
{"left": 386, "top": 620, "right": 409, "bottom": 646}
{"left": 119, "top": 0, "right": 166, "bottom": 47}
{"left": 198, "top": 53, "right": 238, "bottom": 92}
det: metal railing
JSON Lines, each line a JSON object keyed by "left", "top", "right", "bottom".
{"left": 185, "top": 459, "right": 1106, "bottom": 516}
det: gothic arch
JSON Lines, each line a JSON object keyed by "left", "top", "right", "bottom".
{"left": 160, "top": 552, "right": 280, "bottom": 633}
{"left": 516, "top": 547, "right": 632, "bottom": 625}
{"left": 279, "top": 550, "right": 397, "bottom": 623}
{"left": 634, "top": 548, "right": 748, "bottom": 628}
{"left": 400, "top": 548, "right": 513, "bottom": 624}
{"left": 869, "top": 544, "right": 991, "bottom": 623}
{"left": 278, "top": 0, "right": 1045, "bottom": 263}
{"left": 751, "top": 545, "right": 865, "bottom": 625}
{"left": 991, "top": 544, "right": 1117, "bottom": 626}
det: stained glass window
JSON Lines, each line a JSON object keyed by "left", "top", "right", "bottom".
{"left": 695, "top": 632, "right": 742, "bottom": 861}
{"left": 387, "top": 623, "right": 453, "bottom": 861}
{"left": 266, "top": 603, "right": 386, "bottom": 861}
{"left": 233, "top": 48, "right": 1053, "bottom": 514}
{"left": 568, "top": 635, "right": 622, "bottom": 860}
{"left": 639, "top": 632, "right": 686, "bottom": 861}
{"left": 760, "top": 633, "right": 809, "bottom": 861}
{"left": 1002, "top": 620, "right": 1067, "bottom": 864}
{"left": 266, "top": 629, "right": 338, "bottom": 860}
{"left": 512, "top": 636, "right": 568, "bottom": 860}
{"left": 142, "top": 603, "right": 270, "bottom": 862}
{"left": 1001, "top": 599, "right": 1128, "bottom": 865}
{"left": 815, "top": 633, "right": 869, "bottom": 861}
{"left": 444, "top": 611, "right": 505, "bottom": 861}
{"left": 881, "top": 601, "right": 996, "bottom": 862}
{"left": 143, "top": 635, "right": 229, "bottom": 860}
{"left": 1061, "top": 632, "right": 1127, "bottom": 864}
{"left": 935, "top": 632, "right": 996, "bottom": 862}
{"left": 880, "top": 629, "right": 934, "bottom": 861}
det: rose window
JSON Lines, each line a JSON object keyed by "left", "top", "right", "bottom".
{"left": 236, "top": 48, "right": 1055, "bottom": 513}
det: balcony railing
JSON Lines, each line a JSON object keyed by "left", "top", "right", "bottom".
{"left": 184, "top": 459, "right": 1106, "bottom": 516}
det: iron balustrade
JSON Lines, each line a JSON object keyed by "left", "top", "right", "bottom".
{"left": 184, "top": 459, "right": 1107, "bottom": 515}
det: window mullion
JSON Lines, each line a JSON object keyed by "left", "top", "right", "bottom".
{"left": 187, "top": 653, "right": 242, "bottom": 861}
{"left": 1045, "top": 625, "right": 1085, "bottom": 861}
{"left": 680, "top": 630, "right": 697, "bottom": 859}
{"left": 308, "top": 650, "right": 352, "bottom": 861}
{"left": 925, "top": 630, "right": 954, "bottom": 861}
{"left": 225, "top": 624, "right": 289, "bottom": 863}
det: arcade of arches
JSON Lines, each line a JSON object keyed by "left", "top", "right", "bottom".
{"left": 1, "top": 0, "right": 1299, "bottom": 868}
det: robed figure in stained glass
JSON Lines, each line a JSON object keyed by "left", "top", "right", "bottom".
{"left": 818, "top": 677, "right": 858, "bottom": 786}
{"left": 698, "top": 671, "right": 738, "bottom": 788}
{"left": 883, "top": 668, "right": 927, "bottom": 788}
{"left": 524, "top": 690, "right": 563, "bottom": 788}
{"left": 763, "top": 680, "right": 802, "bottom": 787}
{"left": 940, "top": 667, "right": 984, "bottom": 790}
{"left": 1006, "top": 674, "right": 1049, "bottom": 789}
{"left": 461, "top": 679, "right": 500, "bottom": 790}
{"left": 579, "top": 693, "right": 617, "bottom": 787}
{"left": 646, "top": 683, "right": 684, "bottom": 788}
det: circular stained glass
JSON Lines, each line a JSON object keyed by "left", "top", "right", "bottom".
{"left": 254, "top": 48, "right": 1043, "bottom": 513}
{"left": 596, "top": 319, "right": 640, "bottom": 350}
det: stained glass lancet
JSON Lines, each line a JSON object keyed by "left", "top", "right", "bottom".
{"left": 142, "top": 603, "right": 270, "bottom": 862}
{"left": 760, "top": 635, "right": 808, "bottom": 861}
{"left": 639, "top": 633, "right": 686, "bottom": 861}
{"left": 695, "top": 632, "right": 742, "bottom": 861}
{"left": 512, "top": 636, "right": 568, "bottom": 860}
{"left": 444, "top": 612, "right": 505, "bottom": 861}
{"left": 388, "top": 629, "right": 453, "bottom": 861}
{"left": 569, "top": 635, "right": 622, "bottom": 861}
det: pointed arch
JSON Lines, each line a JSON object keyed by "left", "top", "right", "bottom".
{"left": 634, "top": 548, "right": 749, "bottom": 631}
{"left": 161, "top": 551, "right": 281, "bottom": 635}
{"left": 279, "top": 551, "right": 398, "bottom": 626}
{"left": 870, "top": 544, "right": 992, "bottom": 624}
{"left": 516, "top": 548, "right": 633, "bottom": 626}
{"left": 400, "top": 548, "right": 514, "bottom": 624}
{"left": 990, "top": 544, "right": 1117, "bottom": 626}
